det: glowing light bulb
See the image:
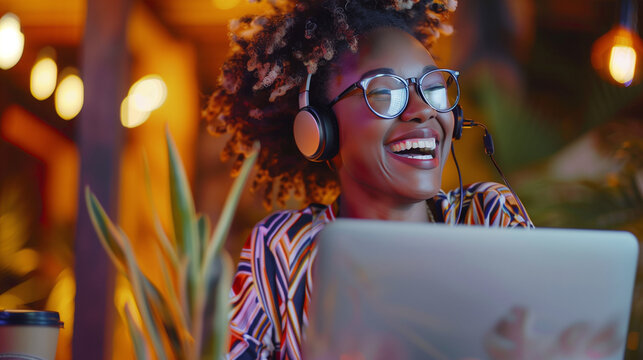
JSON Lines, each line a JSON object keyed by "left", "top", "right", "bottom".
{"left": 609, "top": 45, "right": 637, "bottom": 85}
{"left": 55, "top": 70, "right": 84, "bottom": 120}
{"left": 0, "top": 13, "right": 25, "bottom": 70}
{"left": 128, "top": 75, "right": 167, "bottom": 112}
{"left": 213, "top": 0, "right": 241, "bottom": 10}
{"left": 592, "top": 25, "right": 642, "bottom": 86}
{"left": 120, "top": 96, "right": 151, "bottom": 128}
{"left": 31, "top": 52, "right": 58, "bottom": 100}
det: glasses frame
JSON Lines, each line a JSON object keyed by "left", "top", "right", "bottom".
{"left": 328, "top": 68, "right": 460, "bottom": 119}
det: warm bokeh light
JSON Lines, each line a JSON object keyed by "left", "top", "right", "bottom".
{"left": 120, "top": 96, "right": 151, "bottom": 128}
{"left": 55, "top": 70, "right": 84, "bottom": 120}
{"left": 128, "top": 74, "right": 167, "bottom": 112}
{"left": 30, "top": 51, "right": 58, "bottom": 100}
{"left": 609, "top": 45, "right": 637, "bottom": 85}
{"left": 213, "top": 0, "right": 242, "bottom": 10}
{"left": 591, "top": 25, "right": 642, "bottom": 86}
{"left": 0, "top": 12, "right": 25, "bottom": 70}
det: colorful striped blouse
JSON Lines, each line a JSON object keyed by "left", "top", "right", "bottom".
{"left": 227, "top": 182, "right": 534, "bottom": 360}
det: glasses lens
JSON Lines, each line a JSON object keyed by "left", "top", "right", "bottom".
{"left": 420, "top": 70, "right": 458, "bottom": 111}
{"left": 365, "top": 75, "right": 408, "bottom": 117}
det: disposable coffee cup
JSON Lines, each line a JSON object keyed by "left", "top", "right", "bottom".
{"left": 0, "top": 310, "right": 64, "bottom": 360}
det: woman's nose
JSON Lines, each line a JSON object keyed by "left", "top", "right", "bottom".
{"left": 399, "top": 85, "right": 435, "bottom": 122}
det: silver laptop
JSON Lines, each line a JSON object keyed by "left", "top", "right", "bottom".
{"left": 304, "top": 220, "right": 638, "bottom": 360}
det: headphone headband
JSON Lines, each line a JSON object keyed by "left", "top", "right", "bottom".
{"left": 298, "top": 73, "right": 312, "bottom": 109}
{"left": 293, "top": 72, "right": 338, "bottom": 161}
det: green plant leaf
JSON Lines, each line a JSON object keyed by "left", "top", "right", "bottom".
{"left": 190, "top": 276, "right": 206, "bottom": 360}
{"left": 141, "top": 277, "right": 183, "bottom": 359}
{"left": 203, "top": 142, "right": 259, "bottom": 277}
{"left": 123, "top": 303, "right": 152, "bottom": 360}
{"left": 177, "top": 255, "right": 191, "bottom": 329}
{"left": 143, "top": 152, "right": 180, "bottom": 270}
{"left": 165, "top": 126, "right": 200, "bottom": 315}
{"left": 192, "top": 143, "right": 259, "bottom": 358}
{"left": 155, "top": 247, "right": 191, "bottom": 355}
{"left": 85, "top": 187, "right": 127, "bottom": 274}
{"left": 87, "top": 129, "right": 256, "bottom": 359}
{"left": 211, "top": 251, "right": 233, "bottom": 359}
{"left": 87, "top": 187, "right": 180, "bottom": 359}
{"left": 117, "top": 228, "right": 168, "bottom": 360}
{"left": 194, "top": 143, "right": 257, "bottom": 359}
{"left": 197, "top": 214, "right": 210, "bottom": 267}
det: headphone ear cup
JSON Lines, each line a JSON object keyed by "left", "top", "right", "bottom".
{"left": 316, "top": 106, "right": 339, "bottom": 160}
{"left": 452, "top": 105, "right": 464, "bottom": 140}
{"left": 293, "top": 106, "right": 338, "bottom": 162}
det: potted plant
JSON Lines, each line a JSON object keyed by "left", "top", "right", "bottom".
{"left": 86, "top": 128, "right": 258, "bottom": 359}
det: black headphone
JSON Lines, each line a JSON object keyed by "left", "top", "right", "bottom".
{"left": 293, "top": 73, "right": 339, "bottom": 162}
{"left": 451, "top": 104, "right": 465, "bottom": 141}
{"left": 293, "top": 73, "right": 466, "bottom": 161}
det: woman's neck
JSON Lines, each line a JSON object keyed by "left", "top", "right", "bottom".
{"left": 337, "top": 179, "right": 430, "bottom": 222}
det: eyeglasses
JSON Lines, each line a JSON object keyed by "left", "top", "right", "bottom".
{"left": 328, "top": 68, "right": 460, "bottom": 118}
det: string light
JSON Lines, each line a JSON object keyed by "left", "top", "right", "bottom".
{"left": 591, "top": 0, "right": 642, "bottom": 86}
{"left": 120, "top": 75, "right": 167, "bottom": 128}
{"left": 55, "top": 68, "right": 84, "bottom": 120}
{"left": 609, "top": 44, "right": 637, "bottom": 85}
{"left": 0, "top": 12, "right": 24, "bottom": 70}
{"left": 128, "top": 75, "right": 167, "bottom": 112}
{"left": 30, "top": 48, "right": 58, "bottom": 100}
{"left": 120, "top": 96, "right": 151, "bottom": 128}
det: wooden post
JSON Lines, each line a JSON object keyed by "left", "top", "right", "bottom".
{"left": 72, "top": 0, "right": 130, "bottom": 358}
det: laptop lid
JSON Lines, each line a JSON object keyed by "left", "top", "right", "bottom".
{"left": 304, "top": 220, "right": 639, "bottom": 360}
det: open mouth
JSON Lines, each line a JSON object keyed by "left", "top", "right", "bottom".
{"left": 387, "top": 137, "right": 436, "bottom": 160}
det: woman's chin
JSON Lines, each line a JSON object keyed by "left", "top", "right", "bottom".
{"left": 392, "top": 181, "right": 442, "bottom": 203}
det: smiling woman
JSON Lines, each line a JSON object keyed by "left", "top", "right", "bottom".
{"left": 206, "top": 0, "right": 533, "bottom": 359}
{"left": 326, "top": 29, "right": 459, "bottom": 219}
{"left": 205, "top": 0, "right": 460, "bottom": 210}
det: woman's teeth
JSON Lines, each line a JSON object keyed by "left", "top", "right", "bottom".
{"left": 389, "top": 138, "right": 436, "bottom": 159}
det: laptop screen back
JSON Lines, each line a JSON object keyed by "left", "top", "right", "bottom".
{"left": 304, "top": 220, "right": 638, "bottom": 360}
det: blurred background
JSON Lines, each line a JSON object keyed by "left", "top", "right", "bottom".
{"left": 0, "top": 0, "right": 641, "bottom": 359}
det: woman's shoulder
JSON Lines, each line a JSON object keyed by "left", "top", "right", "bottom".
{"left": 435, "top": 181, "right": 508, "bottom": 198}
{"left": 434, "top": 181, "right": 520, "bottom": 205}
{"left": 434, "top": 181, "right": 533, "bottom": 227}
{"left": 464, "top": 182, "right": 516, "bottom": 198}
{"left": 249, "top": 202, "right": 334, "bottom": 251}
{"left": 254, "top": 203, "right": 332, "bottom": 232}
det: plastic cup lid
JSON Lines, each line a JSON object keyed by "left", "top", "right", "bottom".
{"left": 0, "top": 310, "right": 64, "bottom": 328}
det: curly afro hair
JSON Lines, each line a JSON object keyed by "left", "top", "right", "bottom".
{"left": 204, "top": 0, "right": 457, "bottom": 209}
